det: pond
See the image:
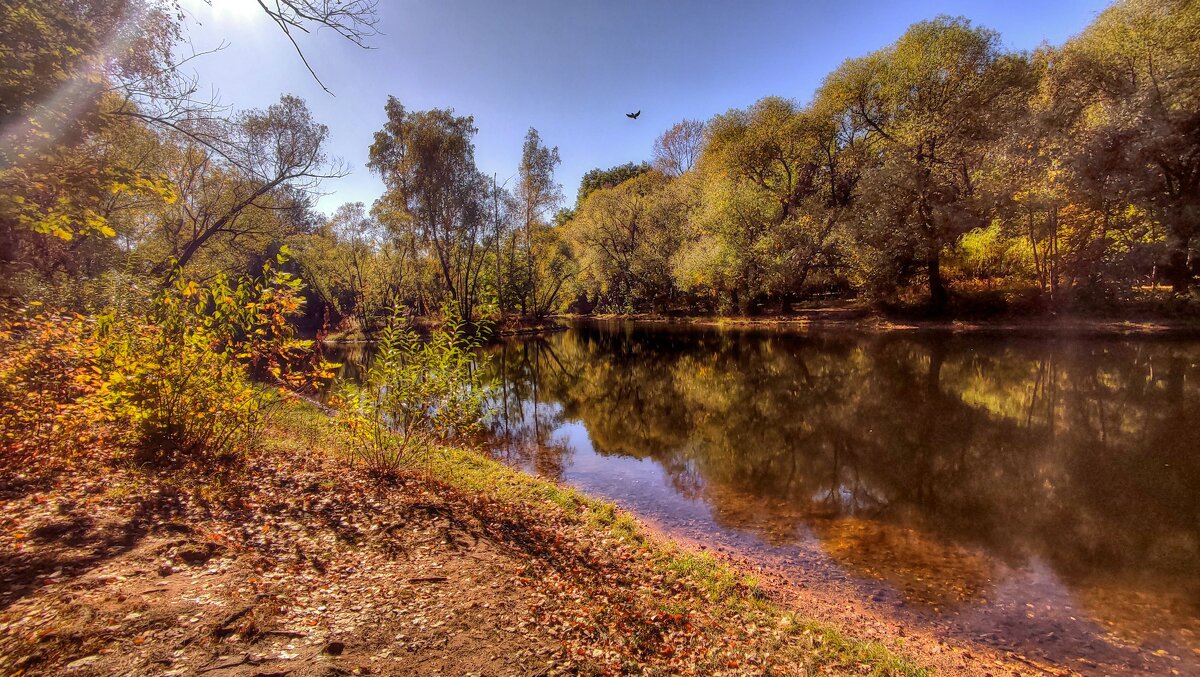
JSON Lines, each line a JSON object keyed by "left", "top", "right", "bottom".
{"left": 328, "top": 320, "right": 1200, "bottom": 672}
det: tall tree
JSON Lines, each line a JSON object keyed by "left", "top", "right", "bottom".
{"left": 153, "top": 95, "right": 339, "bottom": 272}
{"left": 822, "top": 16, "right": 1034, "bottom": 309}
{"left": 368, "top": 97, "right": 489, "bottom": 321}
{"left": 0, "top": 0, "right": 379, "bottom": 293}
{"left": 0, "top": 0, "right": 177, "bottom": 284}
{"left": 1053, "top": 0, "right": 1200, "bottom": 292}
{"left": 515, "top": 128, "right": 564, "bottom": 317}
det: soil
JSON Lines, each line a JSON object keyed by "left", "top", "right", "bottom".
{"left": 0, "top": 456, "right": 572, "bottom": 676}
{"left": 0, "top": 440, "right": 924, "bottom": 677}
{"left": 0, "top": 436, "right": 1077, "bottom": 676}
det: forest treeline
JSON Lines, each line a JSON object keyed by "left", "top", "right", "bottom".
{"left": 2, "top": 0, "right": 1198, "bottom": 327}
{"left": 564, "top": 0, "right": 1200, "bottom": 317}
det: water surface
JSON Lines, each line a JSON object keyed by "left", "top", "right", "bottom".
{"left": 332, "top": 321, "right": 1200, "bottom": 672}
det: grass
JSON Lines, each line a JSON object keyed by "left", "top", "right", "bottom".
{"left": 268, "top": 398, "right": 930, "bottom": 676}
{"left": 665, "top": 550, "right": 760, "bottom": 604}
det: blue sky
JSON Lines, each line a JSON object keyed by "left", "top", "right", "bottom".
{"left": 178, "top": 0, "right": 1112, "bottom": 213}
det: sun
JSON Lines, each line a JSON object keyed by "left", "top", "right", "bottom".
{"left": 180, "top": 0, "right": 263, "bottom": 24}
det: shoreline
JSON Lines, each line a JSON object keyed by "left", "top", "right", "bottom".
{"left": 618, "top": 503, "right": 1196, "bottom": 677}
{"left": 0, "top": 401, "right": 942, "bottom": 676}
{"left": 570, "top": 310, "right": 1200, "bottom": 337}
{"left": 6, "top": 397, "right": 1185, "bottom": 674}
{"left": 315, "top": 311, "right": 1200, "bottom": 345}
{"left": 319, "top": 319, "right": 569, "bottom": 345}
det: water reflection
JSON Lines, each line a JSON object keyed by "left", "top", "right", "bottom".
{"left": 480, "top": 322, "right": 1200, "bottom": 670}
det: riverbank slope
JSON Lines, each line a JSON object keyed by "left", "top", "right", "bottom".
{"left": 0, "top": 401, "right": 948, "bottom": 676}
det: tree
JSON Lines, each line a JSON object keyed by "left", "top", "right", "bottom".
{"left": 0, "top": 0, "right": 379, "bottom": 296}
{"left": 292, "top": 202, "right": 397, "bottom": 331}
{"left": 151, "top": 95, "right": 340, "bottom": 272}
{"left": 109, "top": 0, "right": 379, "bottom": 132}
{"left": 368, "top": 97, "right": 490, "bottom": 322}
{"left": 576, "top": 161, "right": 652, "bottom": 207}
{"left": 653, "top": 119, "right": 706, "bottom": 177}
{"left": 822, "top": 16, "right": 1034, "bottom": 309}
{"left": 515, "top": 128, "right": 566, "bottom": 318}
{"left": 565, "top": 171, "right": 680, "bottom": 311}
{"left": 252, "top": 0, "right": 379, "bottom": 94}
{"left": 526, "top": 224, "right": 578, "bottom": 318}
{"left": 1053, "top": 0, "right": 1200, "bottom": 292}
{"left": 0, "top": 0, "right": 177, "bottom": 285}
{"left": 681, "top": 97, "right": 861, "bottom": 312}
{"left": 483, "top": 175, "right": 520, "bottom": 317}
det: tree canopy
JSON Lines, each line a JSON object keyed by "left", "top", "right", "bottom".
{"left": 6, "top": 0, "right": 1200, "bottom": 323}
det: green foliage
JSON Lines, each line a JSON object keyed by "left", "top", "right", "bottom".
{"left": 673, "top": 96, "right": 857, "bottom": 312}
{"left": 0, "top": 0, "right": 176, "bottom": 240}
{"left": 94, "top": 256, "right": 331, "bottom": 463}
{"left": 547, "top": 3, "right": 1197, "bottom": 315}
{"left": 564, "top": 170, "right": 682, "bottom": 312}
{"left": 292, "top": 202, "right": 400, "bottom": 332}
{"left": 576, "top": 161, "right": 652, "bottom": 207}
{"left": 0, "top": 0, "right": 179, "bottom": 297}
{"left": 334, "top": 306, "right": 492, "bottom": 477}
{"left": 8, "top": 0, "right": 1200, "bottom": 331}
{"left": 950, "top": 222, "right": 1035, "bottom": 280}
{"left": 508, "top": 128, "right": 569, "bottom": 319}
{"left": 1053, "top": 0, "right": 1200, "bottom": 291}
{"left": 368, "top": 97, "right": 492, "bottom": 322}
{"left": 0, "top": 256, "right": 332, "bottom": 469}
{"left": 821, "top": 16, "right": 1034, "bottom": 309}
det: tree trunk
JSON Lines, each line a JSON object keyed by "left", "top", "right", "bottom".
{"left": 1167, "top": 236, "right": 1193, "bottom": 293}
{"left": 927, "top": 254, "right": 947, "bottom": 312}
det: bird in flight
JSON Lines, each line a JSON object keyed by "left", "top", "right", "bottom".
{"left": 626, "top": 110, "right": 641, "bottom": 119}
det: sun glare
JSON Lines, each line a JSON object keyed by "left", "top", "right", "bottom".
{"left": 182, "top": 0, "right": 262, "bottom": 25}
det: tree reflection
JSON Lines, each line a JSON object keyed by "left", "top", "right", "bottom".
{"left": 483, "top": 323, "right": 1200, "bottom": 637}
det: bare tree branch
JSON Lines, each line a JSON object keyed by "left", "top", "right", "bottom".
{"left": 254, "top": 0, "right": 380, "bottom": 95}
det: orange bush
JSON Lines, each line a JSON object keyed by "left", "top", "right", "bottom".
{"left": 0, "top": 307, "right": 107, "bottom": 468}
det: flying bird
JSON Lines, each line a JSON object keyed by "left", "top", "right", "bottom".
{"left": 626, "top": 110, "right": 640, "bottom": 119}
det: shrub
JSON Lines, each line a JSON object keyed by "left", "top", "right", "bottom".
{"left": 335, "top": 306, "right": 491, "bottom": 477}
{"left": 0, "top": 306, "right": 105, "bottom": 467}
{"left": 96, "top": 255, "right": 333, "bottom": 464}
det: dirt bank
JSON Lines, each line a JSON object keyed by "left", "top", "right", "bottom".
{"left": 0, "top": 403, "right": 941, "bottom": 676}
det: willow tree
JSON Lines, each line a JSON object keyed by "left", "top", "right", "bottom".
{"left": 368, "top": 97, "right": 489, "bottom": 322}
{"left": 678, "top": 96, "right": 861, "bottom": 312}
{"left": 1053, "top": 0, "right": 1200, "bottom": 292}
{"left": 822, "top": 17, "right": 1033, "bottom": 309}
{"left": 564, "top": 171, "right": 681, "bottom": 311}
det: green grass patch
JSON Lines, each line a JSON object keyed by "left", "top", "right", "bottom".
{"left": 781, "top": 615, "right": 928, "bottom": 677}
{"left": 665, "top": 550, "right": 762, "bottom": 605}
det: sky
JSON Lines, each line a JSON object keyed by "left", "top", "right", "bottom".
{"left": 177, "top": 0, "right": 1113, "bottom": 214}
